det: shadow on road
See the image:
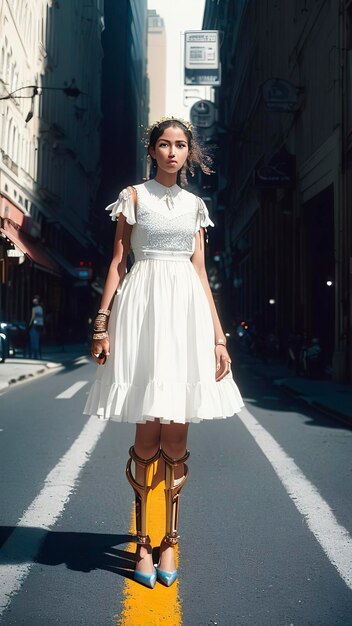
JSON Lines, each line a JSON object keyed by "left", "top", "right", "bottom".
{"left": 0, "top": 527, "right": 140, "bottom": 580}
{"left": 55, "top": 358, "right": 91, "bottom": 376}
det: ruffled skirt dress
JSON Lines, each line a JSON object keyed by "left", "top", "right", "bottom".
{"left": 84, "top": 180, "right": 244, "bottom": 424}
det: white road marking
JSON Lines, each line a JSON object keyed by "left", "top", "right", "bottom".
{"left": 55, "top": 381, "right": 88, "bottom": 399}
{"left": 238, "top": 406, "right": 352, "bottom": 590}
{"left": 0, "top": 415, "right": 107, "bottom": 617}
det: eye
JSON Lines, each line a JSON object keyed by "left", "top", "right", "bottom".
{"left": 158, "top": 142, "right": 169, "bottom": 147}
{"left": 177, "top": 143, "right": 187, "bottom": 148}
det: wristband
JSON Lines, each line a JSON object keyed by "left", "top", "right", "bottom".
{"left": 215, "top": 338, "right": 226, "bottom": 347}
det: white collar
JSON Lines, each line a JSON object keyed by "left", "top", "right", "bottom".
{"left": 145, "top": 179, "right": 180, "bottom": 209}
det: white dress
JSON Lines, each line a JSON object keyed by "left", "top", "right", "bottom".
{"left": 83, "top": 179, "right": 244, "bottom": 424}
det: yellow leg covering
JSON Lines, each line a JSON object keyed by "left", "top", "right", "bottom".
{"left": 126, "top": 446, "right": 160, "bottom": 544}
{"left": 161, "top": 449, "right": 190, "bottom": 546}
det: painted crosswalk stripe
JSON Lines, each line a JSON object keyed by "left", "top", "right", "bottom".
{"left": 55, "top": 381, "right": 88, "bottom": 399}
{"left": 238, "top": 406, "right": 352, "bottom": 590}
{"left": 0, "top": 415, "right": 108, "bottom": 617}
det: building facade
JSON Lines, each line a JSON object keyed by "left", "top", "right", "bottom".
{"left": 147, "top": 9, "right": 166, "bottom": 125}
{"left": 204, "top": 0, "right": 352, "bottom": 382}
{"left": 94, "top": 0, "right": 148, "bottom": 248}
{"left": 0, "top": 0, "right": 104, "bottom": 339}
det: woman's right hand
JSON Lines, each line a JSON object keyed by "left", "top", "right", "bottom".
{"left": 91, "top": 337, "right": 110, "bottom": 364}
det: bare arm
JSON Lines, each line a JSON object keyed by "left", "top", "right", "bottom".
{"left": 191, "top": 229, "right": 231, "bottom": 381}
{"left": 100, "top": 213, "right": 132, "bottom": 309}
{"left": 91, "top": 213, "right": 132, "bottom": 362}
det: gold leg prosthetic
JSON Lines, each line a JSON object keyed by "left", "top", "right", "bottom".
{"left": 126, "top": 446, "right": 161, "bottom": 544}
{"left": 161, "top": 449, "right": 190, "bottom": 546}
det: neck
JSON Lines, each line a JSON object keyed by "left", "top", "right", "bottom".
{"left": 154, "top": 171, "right": 177, "bottom": 187}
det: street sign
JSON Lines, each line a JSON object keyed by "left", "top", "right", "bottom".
{"left": 184, "top": 31, "right": 221, "bottom": 86}
{"left": 190, "top": 100, "right": 216, "bottom": 128}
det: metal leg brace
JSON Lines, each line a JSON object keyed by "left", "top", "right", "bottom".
{"left": 161, "top": 449, "right": 190, "bottom": 546}
{"left": 126, "top": 446, "right": 160, "bottom": 544}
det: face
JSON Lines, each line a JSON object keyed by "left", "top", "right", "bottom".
{"left": 149, "top": 125, "right": 189, "bottom": 174}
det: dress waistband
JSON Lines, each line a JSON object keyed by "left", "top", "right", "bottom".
{"left": 133, "top": 248, "right": 192, "bottom": 262}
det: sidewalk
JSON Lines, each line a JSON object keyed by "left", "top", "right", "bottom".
{"left": 242, "top": 353, "right": 352, "bottom": 426}
{"left": 0, "top": 343, "right": 89, "bottom": 392}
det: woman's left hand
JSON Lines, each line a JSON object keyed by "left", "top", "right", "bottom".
{"left": 215, "top": 344, "right": 232, "bottom": 381}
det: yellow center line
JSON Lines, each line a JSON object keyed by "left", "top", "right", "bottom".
{"left": 117, "top": 462, "right": 183, "bottom": 626}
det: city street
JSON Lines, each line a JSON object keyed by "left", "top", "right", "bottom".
{"left": 2, "top": 2, "right": 352, "bottom": 624}
{"left": 0, "top": 354, "right": 352, "bottom": 625}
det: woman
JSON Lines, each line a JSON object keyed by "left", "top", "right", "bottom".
{"left": 84, "top": 117, "right": 243, "bottom": 588}
{"left": 28, "top": 295, "right": 44, "bottom": 359}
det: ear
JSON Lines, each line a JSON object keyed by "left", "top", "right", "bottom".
{"left": 149, "top": 147, "right": 156, "bottom": 160}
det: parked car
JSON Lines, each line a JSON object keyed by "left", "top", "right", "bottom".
{"left": 0, "top": 322, "right": 9, "bottom": 363}
{"left": 0, "top": 320, "right": 27, "bottom": 362}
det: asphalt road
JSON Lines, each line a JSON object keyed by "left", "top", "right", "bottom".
{"left": 0, "top": 354, "right": 352, "bottom": 625}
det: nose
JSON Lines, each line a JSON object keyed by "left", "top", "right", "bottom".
{"left": 168, "top": 145, "right": 175, "bottom": 157}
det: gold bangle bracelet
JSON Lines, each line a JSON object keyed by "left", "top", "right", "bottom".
{"left": 92, "top": 331, "right": 109, "bottom": 340}
{"left": 215, "top": 339, "right": 226, "bottom": 347}
{"left": 94, "top": 319, "right": 108, "bottom": 327}
{"left": 98, "top": 308, "right": 110, "bottom": 316}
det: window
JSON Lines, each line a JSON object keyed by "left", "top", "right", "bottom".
{"left": 15, "top": 129, "right": 20, "bottom": 165}
{"left": 5, "top": 51, "right": 11, "bottom": 84}
{"left": 0, "top": 48, "right": 4, "bottom": 78}
{"left": 12, "top": 126, "right": 16, "bottom": 161}
{"left": 6, "top": 119, "right": 12, "bottom": 156}
{"left": 10, "top": 63, "right": 16, "bottom": 91}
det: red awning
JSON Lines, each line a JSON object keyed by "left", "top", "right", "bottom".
{"left": 0, "top": 195, "right": 25, "bottom": 226}
{"left": 0, "top": 219, "right": 61, "bottom": 275}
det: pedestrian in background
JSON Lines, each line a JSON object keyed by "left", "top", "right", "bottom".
{"left": 28, "top": 295, "right": 44, "bottom": 359}
{"left": 84, "top": 117, "right": 244, "bottom": 589}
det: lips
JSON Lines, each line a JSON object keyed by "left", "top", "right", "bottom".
{"left": 168, "top": 160, "right": 178, "bottom": 165}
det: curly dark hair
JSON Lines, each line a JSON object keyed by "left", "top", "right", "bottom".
{"left": 147, "top": 119, "right": 214, "bottom": 187}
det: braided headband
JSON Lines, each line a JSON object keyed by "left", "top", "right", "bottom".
{"left": 140, "top": 116, "right": 193, "bottom": 147}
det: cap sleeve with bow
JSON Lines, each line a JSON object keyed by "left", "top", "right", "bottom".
{"left": 105, "top": 187, "right": 136, "bottom": 225}
{"left": 195, "top": 196, "right": 214, "bottom": 233}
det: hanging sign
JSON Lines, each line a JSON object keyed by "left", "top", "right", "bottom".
{"left": 254, "top": 147, "right": 296, "bottom": 188}
{"left": 184, "top": 31, "right": 221, "bottom": 86}
{"left": 262, "top": 78, "right": 302, "bottom": 112}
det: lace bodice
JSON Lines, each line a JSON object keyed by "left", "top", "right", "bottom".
{"left": 105, "top": 179, "right": 214, "bottom": 260}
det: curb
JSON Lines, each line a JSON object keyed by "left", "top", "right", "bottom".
{"left": 241, "top": 354, "right": 352, "bottom": 427}
{"left": 311, "top": 400, "right": 352, "bottom": 427}
{"left": 246, "top": 348, "right": 352, "bottom": 428}
{"left": 0, "top": 354, "right": 87, "bottom": 391}
{"left": 274, "top": 380, "right": 352, "bottom": 428}
{"left": 2, "top": 365, "right": 59, "bottom": 390}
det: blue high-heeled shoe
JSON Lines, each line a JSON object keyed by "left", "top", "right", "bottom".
{"left": 134, "top": 568, "right": 157, "bottom": 589}
{"left": 155, "top": 567, "right": 178, "bottom": 587}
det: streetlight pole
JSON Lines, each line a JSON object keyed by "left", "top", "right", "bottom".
{"left": 0, "top": 81, "right": 85, "bottom": 123}
{"left": 0, "top": 82, "right": 84, "bottom": 101}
